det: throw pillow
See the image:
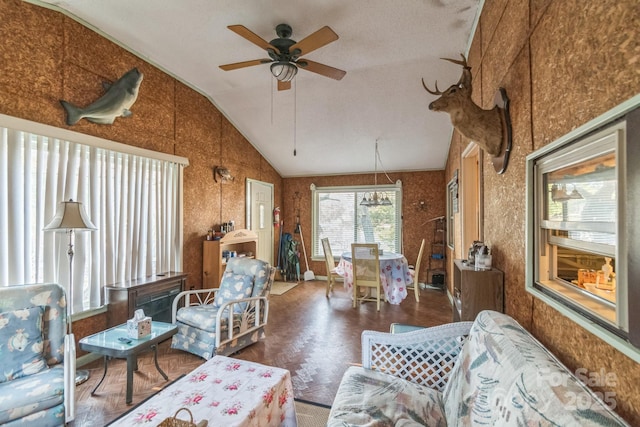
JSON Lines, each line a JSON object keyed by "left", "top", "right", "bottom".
{"left": 214, "top": 272, "right": 254, "bottom": 313}
{"left": 0, "top": 306, "right": 48, "bottom": 383}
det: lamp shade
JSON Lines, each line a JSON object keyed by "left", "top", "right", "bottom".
{"left": 270, "top": 61, "right": 298, "bottom": 82}
{"left": 44, "top": 199, "right": 97, "bottom": 231}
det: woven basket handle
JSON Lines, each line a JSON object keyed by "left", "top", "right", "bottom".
{"left": 173, "top": 408, "right": 194, "bottom": 422}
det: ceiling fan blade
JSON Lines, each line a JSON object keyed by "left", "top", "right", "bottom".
{"left": 298, "top": 59, "right": 346, "bottom": 80}
{"left": 289, "top": 26, "right": 338, "bottom": 56}
{"left": 278, "top": 80, "right": 291, "bottom": 91}
{"left": 219, "top": 59, "right": 272, "bottom": 71}
{"left": 227, "top": 25, "right": 280, "bottom": 54}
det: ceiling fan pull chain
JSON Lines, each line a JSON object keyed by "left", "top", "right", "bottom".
{"left": 293, "top": 79, "right": 297, "bottom": 156}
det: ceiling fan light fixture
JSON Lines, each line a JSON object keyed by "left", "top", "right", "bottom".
{"left": 270, "top": 61, "right": 298, "bottom": 82}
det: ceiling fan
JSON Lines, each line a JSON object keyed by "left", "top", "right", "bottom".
{"left": 219, "top": 23, "right": 346, "bottom": 91}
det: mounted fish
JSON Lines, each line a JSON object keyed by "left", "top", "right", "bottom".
{"left": 60, "top": 67, "right": 143, "bottom": 126}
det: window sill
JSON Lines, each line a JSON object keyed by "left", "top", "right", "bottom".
{"left": 527, "top": 286, "right": 640, "bottom": 363}
{"left": 71, "top": 305, "right": 107, "bottom": 322}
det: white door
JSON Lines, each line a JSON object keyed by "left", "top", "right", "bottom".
{"left": 246, "top": 179, "right": 274, "bottom": 265}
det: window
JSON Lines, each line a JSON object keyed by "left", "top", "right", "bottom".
{"left": 0, "top": 115, "right": 188, "bottom": 315}
{"left": 311, "top": 182, "right": 402, "bottom": 259}
{"left": 526, "top": 96, "right": 640, "bottom": 361}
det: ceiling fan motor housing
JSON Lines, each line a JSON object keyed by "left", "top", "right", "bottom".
{"left": 270, "top": 24, "right": 300, "bottom": 61}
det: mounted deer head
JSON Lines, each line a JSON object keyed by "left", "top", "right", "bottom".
{"left": 423, "top": 54, "right": 504, "bottom": 157}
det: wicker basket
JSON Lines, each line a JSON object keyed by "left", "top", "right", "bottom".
{"left": 157, "top": 408, "right": 199, "bottom": 427}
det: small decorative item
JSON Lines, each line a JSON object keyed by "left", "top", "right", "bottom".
{"left": 60, "top": 67, "right": 144, "bottom": 126}
{"left": 127, "top": 309, "right": 151, "bottom": 339}
{"left": 157, "top": 407, "right": 204, "bottom": 427}
{"left": 423, "top": 54, "right": 512, "bottom": 174}
{"left": 213, "top": 166, "right": 234, "bottom": 183}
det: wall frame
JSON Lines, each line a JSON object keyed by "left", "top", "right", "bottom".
{"left": 525, "top": 94, "right": 640, "bottom": 363}
{"left": 447, "top": 170, "right": 458, "bottom": 250}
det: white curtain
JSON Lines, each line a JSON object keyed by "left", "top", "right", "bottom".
{"left": 0, "top": 125, "right": 183, "bottom": 315}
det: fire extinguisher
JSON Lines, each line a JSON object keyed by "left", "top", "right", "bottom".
{"left": 273, "top": 207, "right": 281, "bottom": 227}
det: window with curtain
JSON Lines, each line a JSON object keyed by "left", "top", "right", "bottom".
{"left": 311, "top": 182, "right": 403, "bottom": 259}
{"left": 0, "top": 115, "right": 187, "bottom": 315}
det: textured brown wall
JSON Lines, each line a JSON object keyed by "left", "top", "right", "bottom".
{"left": 444, "top": 0, "right": 640, "bottom": 422}
{"left": 281, "top": 171, "right": 445, "bottom": 283}
{"left": 0, "top": 0, "right": 283, "bottom": 347}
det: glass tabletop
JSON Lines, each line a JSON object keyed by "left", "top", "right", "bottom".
{"left": 80, "top": 321, "right": 177, "bottom": 351}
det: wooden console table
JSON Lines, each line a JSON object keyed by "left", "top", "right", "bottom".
{"left": 452, "top": 259, "right": 503, "bottom": 322}
{"left": 106, "top": 272, "right": 187, "bottom": 327}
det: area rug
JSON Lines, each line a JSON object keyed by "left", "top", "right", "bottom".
{"left": 295, "top": 399, "right": 331, "bottom": 427}
{"left": 271, "top": 280, "right": 300, "bottom": 295}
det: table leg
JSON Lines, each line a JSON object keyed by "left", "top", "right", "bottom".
{"left": 91, "top": 355, "right": 109, "bottom": 395}
{"left": 152, "top": 344, "right": 169, "bottom": 381}
{"left": 126, "top": 355, "right": 135, "bottom": 405}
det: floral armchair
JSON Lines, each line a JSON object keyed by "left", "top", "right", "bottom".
{"left": 171, "top": 257, "right": 275, "bottom": 359}
{"left": 0, "top": 283, "right": 69, "bottom": 427}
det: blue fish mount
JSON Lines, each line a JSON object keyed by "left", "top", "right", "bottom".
{"left": 60, "top": 67, "right": 143, "bottom": 126}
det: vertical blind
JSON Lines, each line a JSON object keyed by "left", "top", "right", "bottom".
{"left": 0, "top": 121, "right": 185, "bottom": 315}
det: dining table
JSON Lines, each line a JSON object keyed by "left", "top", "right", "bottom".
{"left": 336, "top": 250, "right": 413, "bottom": 304}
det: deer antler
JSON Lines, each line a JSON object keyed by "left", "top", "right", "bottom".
{"left": 422, "top": 79, "right": 442, "bottom": 95}
{"left": 441, "top": 54, "right": 471, "bottom": 88}
{"left": 441, "top": 53, "right": 468, "bottom": 68}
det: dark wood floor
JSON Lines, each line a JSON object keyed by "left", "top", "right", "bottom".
{"left": 73, "top": 280, "right": 452, "bottom": 426}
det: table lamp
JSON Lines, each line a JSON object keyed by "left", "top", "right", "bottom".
{"left": 44, "top": 199, "right": 97, "bottom": 422}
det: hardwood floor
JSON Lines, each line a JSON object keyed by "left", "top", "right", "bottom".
{"left": 73, "top": 280, "right": 452, "bottom": 426}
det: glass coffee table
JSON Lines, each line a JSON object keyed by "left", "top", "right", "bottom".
{"left": 79, "top": 321, "right": 178, "bottom": 404}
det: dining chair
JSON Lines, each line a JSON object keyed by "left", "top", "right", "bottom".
{"left": 321, "top": 238, "right": 340, "bottom": 297}
{"left": 407, "top": 238, "right": 426, "bottom": 302}
{"left": 351, "top": 243, "right": 383, "bottom": 310}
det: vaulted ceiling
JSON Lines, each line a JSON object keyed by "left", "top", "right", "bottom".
{"left": 33, "top": 0, "right": 481, "bottom": 177}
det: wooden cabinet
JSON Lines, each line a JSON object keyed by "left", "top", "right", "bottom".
{"left": 203, "top": 229, "right": 258, "bottom": 288}
{"left": 452, "top": 259, "right": 504, "bottom": 322}
{"left": 106, "top": 272, "right": 187, "bottom": 327}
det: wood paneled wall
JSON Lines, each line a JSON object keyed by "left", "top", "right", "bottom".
{"left": 0, "top": 0, "right": 283, "bottom": 344}
{"left": 281, "top": 171, "right": 445, "bottom": 282}
{"left": 444, "top": 0, "right": 640, "bottom": 423}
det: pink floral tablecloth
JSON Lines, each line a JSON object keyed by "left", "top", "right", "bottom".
{"left": 336, "top": 251, "right": 412, "bottom": 304}
{"left": 110, "top": 355, "right": 297, "bottom": 427}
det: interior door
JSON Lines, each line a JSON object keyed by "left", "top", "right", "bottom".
{"left": 246, "top": 179, "right": 274, "bottom": 264}
{"left": 461, "top": 143, "right": 483, "bottom": 253}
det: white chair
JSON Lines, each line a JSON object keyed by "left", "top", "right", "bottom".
{"left": 407, "top": 238, "right": 426, "bottom": 302}
{"left": 171, "top": 258, "right": 275, "bottom": 359}
{"left": 321, "top": 237, "right": 340, "bottom": 297}
{"left": 351, "top": 243, "right": 383, "bottom": 311}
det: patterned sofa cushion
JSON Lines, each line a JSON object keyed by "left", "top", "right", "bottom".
{"left": 0, "top": 306, "right": 48, "bottom": 383}
{"left": 442, "top": 310, "right": 627, "bottom": 426}
{"left": 328, "top": 366, "right": 446, "bottom": 427}
{"left": 175, "top": 304, "right": 238, "bottom": 333}
{"left": 220, "top": 257, "right": 271, "bottom": 298}
{"left": 214, "top": 271, "right": 254, "bottom": 313}
{"left": 0, "top": 283, "right": 67, "bottom": 426}
{"left": 0, "top": 364, "right": 64, "bottom": 424}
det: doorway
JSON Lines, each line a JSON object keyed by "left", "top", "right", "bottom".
{"left": 246, "top": 179, "right": 274, "bottom": 265}
{"left": 461, "top": 143, "right": 483, "bottom": 253}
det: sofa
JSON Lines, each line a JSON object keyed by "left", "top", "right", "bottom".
{"left": 0, "top": 283, "right": 68, "bottom": 427}
{"left": 328, "top": 310, "right": 629, "bottom": 426}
